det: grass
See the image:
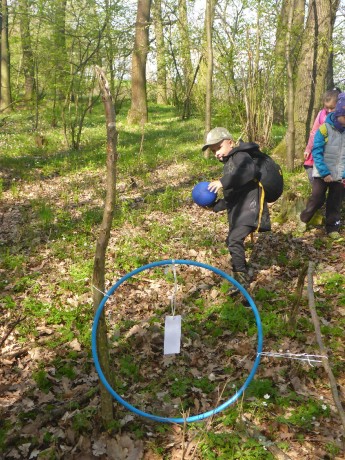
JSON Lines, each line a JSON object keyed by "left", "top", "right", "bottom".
{"left": 1, "top": 101, "right": 344, "bottom": 459}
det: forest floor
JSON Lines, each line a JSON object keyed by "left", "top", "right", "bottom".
{"left": 1, "top": 111, "right": 345, "bottom": 459}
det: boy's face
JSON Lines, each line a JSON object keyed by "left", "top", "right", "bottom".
{"left": 337, "top": 115, "right": 345, "bottom": 127}
{"left": 210, "top": 139, "right": 234, "bottom": 160}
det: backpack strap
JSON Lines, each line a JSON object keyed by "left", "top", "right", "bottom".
{"left": 255, "top": 182, "right": 265, "bottom": 233}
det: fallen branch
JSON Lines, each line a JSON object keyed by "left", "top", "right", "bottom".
{"left": 288, "top": 264, "right": 308, "bottom": 331}
{"left": 307, "top": 261, "right": 345, "bottom": 433}
{"left": 0, "top": 316, "right": 26, "bottom": 349}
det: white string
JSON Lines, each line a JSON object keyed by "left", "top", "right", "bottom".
{"left": 92, "top": 285, "right": 110, "bottom": 298}
{"left": 259, "top": 352, "right": 326, "bottom": 366}
{"left": 170, "top": 261, "right": 178, "bottom": 316}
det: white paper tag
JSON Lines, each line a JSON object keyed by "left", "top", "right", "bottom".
{"left": 164, "top": 315, "right": 181, "bottom": 355}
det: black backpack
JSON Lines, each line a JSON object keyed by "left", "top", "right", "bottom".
{"left": 236, "top": 141, "right": 284, "bottom": 203}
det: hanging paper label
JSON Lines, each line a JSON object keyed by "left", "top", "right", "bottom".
{"left": 164, "top": 315, "right": 181, "bottom": 355}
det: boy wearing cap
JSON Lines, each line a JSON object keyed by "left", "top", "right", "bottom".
{"left": 300, "top": 93, "right": 345, "bottom": 238}
{"left": 202, "top": 127, "right": 271, "bottom": 289}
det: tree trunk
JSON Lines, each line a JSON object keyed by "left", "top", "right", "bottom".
{"left": 325, "top": 51, "right": 335, "bottom": 90}
{"left": 51, "top": 0, "right": 67, "bottom": 125}
{"left": 104, "top": 0, "right": 115, "bottom": 97}
{"left": 93, "top": 66, "right": 118, "bottom": 425}
{"left": 127, "top": 0, "right": 151, "bottom": 125}
{"left": 293, "top": 0, "right": 338, "bottom": 162}
{"left": 0, "top": 0, "right": 12, "bottom": 112}
{"left": 285, "top": 0, "right": 296, "bottom": 171}
{"left": 152, "top": 0, "right": 168, "bottom": 104}
{"left": 274, "top": 0, "right": 305, "bottom": 123}
{"left": 178, "top": 0, "right": 193, "bottom": 119}
{"left": 18, "top": 0, "right": 35, "bottom": 102}
{"left": 273, "top": 0, "right": 289, "bottom": 124}
{"left": 204, "top": 0, "right": 214, "bottom": 140}
{"left": 274, "top": 0, "right": 304, "bottom": 125}
{"left": 53, "top": 0, "right": 67, "bottom": 86}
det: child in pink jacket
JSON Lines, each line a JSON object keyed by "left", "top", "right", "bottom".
{"left": 304, "top": 89, "right": 340, "bottom": 183}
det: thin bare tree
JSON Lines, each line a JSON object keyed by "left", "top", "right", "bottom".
{"left": 92, "top": 66, "right": 118, "bottom": 425}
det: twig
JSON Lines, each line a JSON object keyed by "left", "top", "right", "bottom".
{"left": 138, "top": 123, "right": 145, "bottom": 156}
{"left": 0, "top": 316, "right": 25, "bottom": 349}
{"left": 288, "top": 264, "right": 308, "bottom": 330}
{"left": 307, "top": 261, "right": 345, "bottom": 434}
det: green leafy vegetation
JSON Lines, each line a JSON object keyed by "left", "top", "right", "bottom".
{"left": 1, "top": 103, "right": 344, "bottom": 459}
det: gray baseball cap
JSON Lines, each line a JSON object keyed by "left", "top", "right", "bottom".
{"left": 202, "top": 127, "right": 233, "bottom": 151}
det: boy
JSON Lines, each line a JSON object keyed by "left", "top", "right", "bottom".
{"left": 202, "top": 127, "right": 271, "bottom": 289}
{"left": 300, "top": 93, "right": 345, "bottom": 238}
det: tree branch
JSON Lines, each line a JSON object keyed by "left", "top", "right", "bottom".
{"left": 307, "top": 261, "right": 345, "bottom": 433}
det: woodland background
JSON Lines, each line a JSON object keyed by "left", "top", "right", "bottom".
{"left": 1, "top": 0, "right": 345, "bottom": 459}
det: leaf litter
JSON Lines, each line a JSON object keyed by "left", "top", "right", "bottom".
{"left": 0, "top": 163, "right": 345, "bottom": 459}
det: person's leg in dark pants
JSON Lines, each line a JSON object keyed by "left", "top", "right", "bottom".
{"left": 325, "top": 181, "right": 343, "bottom": 234}
{"left": 305, "top": 166, "right": 313, "bottom": 185}
{"left": 300, "top": 178, "right": 327, "bottom": 223}
{"left": 227, "top": 225, "right": 254, "bottom": 273}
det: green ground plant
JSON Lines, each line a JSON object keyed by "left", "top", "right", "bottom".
{"left": 1, "top": 102, "right": 344, "bottom": 459}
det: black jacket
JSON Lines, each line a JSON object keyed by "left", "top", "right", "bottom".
{"left": 215, "top": 143, "right": 271, "bottom": 232}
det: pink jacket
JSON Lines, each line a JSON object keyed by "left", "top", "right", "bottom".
{"left": 304, "top": 108, "right": 328, "bottom": 167}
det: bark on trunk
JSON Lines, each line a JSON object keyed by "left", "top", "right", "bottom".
{"left": 293, "top": 0, "right": 338, "bottom": 161}
{"left": 204, "top": 0, "right": 214, "bottom": 140}
{"left": 127, "top": 0, "right": 151, "bottom": 125}
{"left": 285, "top": 0, "right": 296, "bottom": 170}
{"left": 18, "top": 0, "right": 35, "bottom": 101}
{"left": 0, "top": 0, "right": 12, "bottom": 112}
{"left": 152, "top": 0, "right": 168, "bottom": 104}
{"left": 93, "top": 66, "right": 118, "bottom": 425}
{"left": 178, "top": 0, "right": 193, "bottom": 119}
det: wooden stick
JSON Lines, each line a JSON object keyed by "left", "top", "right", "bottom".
{"left": 307, "top": 261, "right": 345, "bottom": 433}
{"left": 92, "top": 66, "right": 118, "bottom": 424}
{"left": 0, "top": 316, "right": 26, "bottom": 349}
{"left": 288, "top": 264, "right": 308, "bottom": 331}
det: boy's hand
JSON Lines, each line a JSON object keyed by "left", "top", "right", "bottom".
{"left": 303, "top": 151, "right": 309, "bottom": 159}
{"left": 323, "top": 175, "right": 333, "bottom": 182}
{"left": 208, "top": 180, "right": 222, "bottom": 193}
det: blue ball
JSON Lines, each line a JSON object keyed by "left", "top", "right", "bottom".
{"left": 192, "top": 181, "right": 217, "bottom": 207}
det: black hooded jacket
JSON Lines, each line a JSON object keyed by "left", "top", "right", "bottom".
{"left": 216, "top": 142, "right": 271, "bottom": 232}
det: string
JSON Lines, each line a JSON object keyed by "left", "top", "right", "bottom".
{"left": 259, "top": 352, "right": 326, "bottom": 366}
{"left": 92, "top": 285, "right": 111, "bottom": 298}
{"left": 170, "top": 260, "right": 178, "bottom": 317}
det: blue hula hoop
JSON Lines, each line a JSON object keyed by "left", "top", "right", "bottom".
{"left": 92, "top": 259, "right": 263, "bottom": 423}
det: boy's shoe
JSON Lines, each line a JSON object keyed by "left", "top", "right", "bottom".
{"left": 296, "top": 221, "right": 308, "bottom": 233}
{"left": 228, "top": 271, "right": 251, "bottom": 294}
{"left": 327, "top": 232, "right": 343, "bottom": 241}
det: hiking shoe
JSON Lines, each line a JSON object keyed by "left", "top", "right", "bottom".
{"left": 327, "top": 232, "right": 343, "bottom": 241}
{"left": 228, "top": 272, "right": 251, "bottom": 294}
{"left": 297, "top": 221, "right": 308, "bottom": 233}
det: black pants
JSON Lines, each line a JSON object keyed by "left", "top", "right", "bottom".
{"left": 300, "top": 178, "right": 343, "bottom": 233}
{"left": 227, "top": 225, "right": 254, "bottom": 273}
